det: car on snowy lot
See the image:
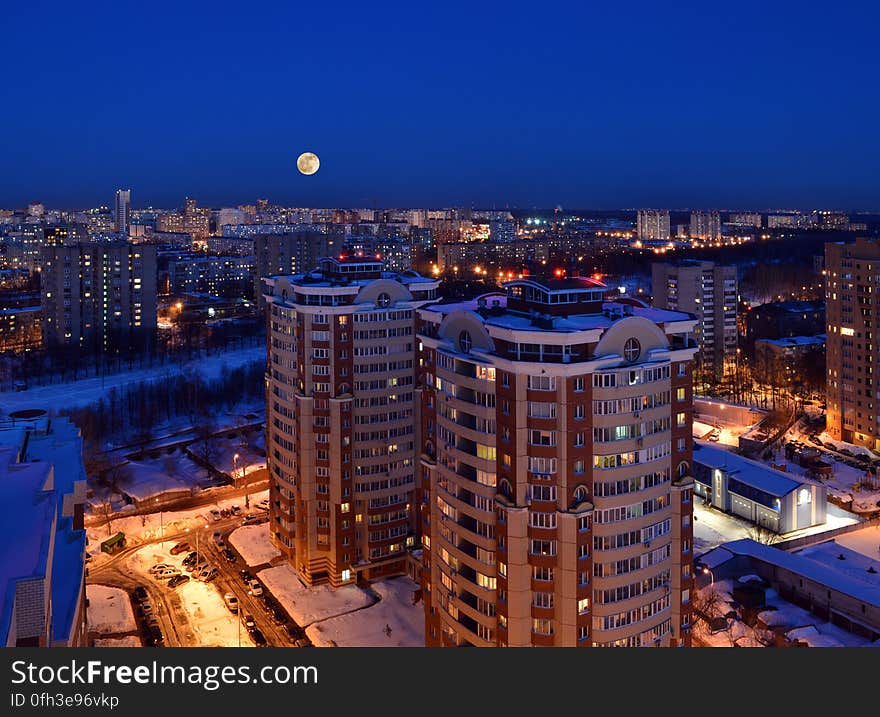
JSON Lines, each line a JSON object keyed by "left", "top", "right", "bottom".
{"left": 231, "top": 505, "right": 242, "bottom": 516}
{"left": 250, "top": 629, "right": 267, "bottom": 647}
{"left": 248, "top": 580, "right": 264, "bottom": 597}
{"left": 168, "top": 574, "right": 190, "bottom": 589}
{"left": 169, "top": 542, "right": 190, "bottom": 555}
{"left": 240, "top": 569, "right": 255, "bottom": 585}
{"left": 210, "top": 509, "right": 222, "bottom": 521}
{"left": 149, "top": 563, "right": 174, "bottom": 575}
{"left": 154, "top": 567, "right": 181, "bottom": 580}
{"left": 243, "top": 614, "right": 255, "bottom": 630}
{"left": 223, "top": 548, "right": 237, "bottom": 563}
{"left": 224, "top": 593, "right": 239, "bottom": 613}
{"left": 148, "top": 625, "right": 165, "bottom": 646}
{"left": 133, "top": 586, "right": 149, "bottom": 602}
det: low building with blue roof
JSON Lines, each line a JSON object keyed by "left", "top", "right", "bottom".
{"left": 0, "top": 412, "right": 87, "bottom": 646}
{"left": 693, "top": 442, "right": 826, "bottom": 533}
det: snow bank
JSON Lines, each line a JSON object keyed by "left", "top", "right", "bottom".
{"left": 257, "top": 564, "right": 373, "bottom": 626}
{"left": 306, "top": 578, "right": 424, "bottom": 647}
{"left": 177, "top": 580, "right": 254, "bottom": 647}
{"left": 94, "top": 636, "right": 142, "bottom": 647}
{"left": 228, "top": 525, "right": 279, "bottom": 567}
{"left": 86, "top": 585, "right": 136, "bottom": 635}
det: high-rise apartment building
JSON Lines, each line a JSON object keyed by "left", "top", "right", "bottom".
{"left": 40, "top": 242, "right": 157, "bottom": 351}
{"left": 114, "top": 189, "right": 131, "bottom": 234}
{"left": 263, "top": 256, "right": 440, "bottom": 587}
{"left": 253, "top": 231, "right": 343, "bottom": 307}
{"left": 689, "top": 211, "right": 721, "bottom": 242}
{"left": 651, "top": 260, "right": 737, "bottom": 383}
{"left": 183, "top": 197, "right": 210, "bottom": 240}
{"left": 825, "top": 238, "right": 880, "bottom": 449}
{"left": 637, "top": 210, "right": 671, "bottom": 241}
{"left": 416, "top": 276, "right": 698, "bottom": 646}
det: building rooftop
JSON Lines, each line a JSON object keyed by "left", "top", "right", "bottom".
{"left": 758, "top": 334, "right": 826, "bottom": 348}
{"left": 422, "top": 293, "right": 695, "bottom": 333}
{"left": 693, "top": 443, "right": 803, "bottom": 497}
{"left": 0, "top": 459, "right": 55, "bottom": 644}
{"left": 703, "top": 538, "right": 880, "bottom": 609}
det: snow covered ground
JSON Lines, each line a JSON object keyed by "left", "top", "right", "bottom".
{"left": 86, "top": 585, "right": 136, "bottom": 635}
{"left": 94, "top": 636, "right": 142, "bottom": 647}
{"left": 694, "top": 579, "right": 872, "bottom": 647}
{"left": 694, "top": 502, "right": 754, "bottom": 554}
{"left": 0, "top": 346, "right": 264, "bottom": 413}
{"left": 228, "top": 525, "right": 279, "bottom": 567}
{"left": 85, "top": 489, "right": 270, "bottom": 568}
{"left": 177, "top": 580, "right": 254, "bottom": 647}
{"left": 121, "top": 451, "right": 211, "bottom": 503}
{"left": 257, "top": 564, "right": 374, "bottom": 626}
{"left": 306, "top": 578, "right": 424, "bottom": 647}
{"left": 209, "top": 433, "right": 267, "bottom": 477}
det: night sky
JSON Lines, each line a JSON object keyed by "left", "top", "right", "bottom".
{"left": 2, "top": 1, "right": 879, "bottom": 210}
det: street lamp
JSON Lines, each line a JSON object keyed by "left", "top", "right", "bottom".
{"left": 702, "top": 565, "right": 715, "bottom": 587}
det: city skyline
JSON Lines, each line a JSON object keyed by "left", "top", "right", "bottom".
{"left": 2, "top": 4, "right": 880, "bottom": 209}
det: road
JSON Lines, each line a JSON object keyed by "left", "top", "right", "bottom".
{"left": 88, "top": 514, "right": 303, "bottom": 647}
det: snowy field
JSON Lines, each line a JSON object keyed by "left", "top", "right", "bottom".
{"left": 257, "top": 564, "right": 373, "bottom": 626}
{"left": 228, "top": 525, "right": 279, "bottom": 567}
{"left": 306, "top": 578, "right": 425, "bottom": 647}
{"left": 0, "top": 346, "right": 264, "bottom": 413}
{"left": 86, "top": 585, "right": 136, "bottom": 635}
{"left": 177, "top": 580, "right": 254, "bottom": 647}
{"left": 209, "top": 433, "right": 267, "bottom": 477}
{"left": 693, "top": 502, "right": 754, "bottom": 554}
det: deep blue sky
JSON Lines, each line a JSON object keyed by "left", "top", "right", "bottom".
{"left": 2, "top": 1, "right": 879, "bottom": 210}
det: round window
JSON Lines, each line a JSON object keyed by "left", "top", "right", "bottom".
{"left": 624, "top": 337, "right": 641, "bottom": 362}
{"left": 376, "top": 292, "right": 391, "bottom": 308}
{"left": 459, "top": 330, "right": 473, "bottom": 353}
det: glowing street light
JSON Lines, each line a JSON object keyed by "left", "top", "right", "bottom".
{"left": 702, "top": 566, "right": 714, "bottom": 586}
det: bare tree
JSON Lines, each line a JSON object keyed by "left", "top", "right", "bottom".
{"left": 96, "top": 499, "right": 116, "bottom": 538}
{"left": 746, "top": 525, "right": 781, "bottom": 545}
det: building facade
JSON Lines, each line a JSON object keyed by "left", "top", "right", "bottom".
{"left": 40, "top": 242, "right": 157, "bottom": 351}
{"left": 417, "top": 276, "right": 698, "bottom": 647}
{"left": 114, "top": 189, "right": 130, "bottom": 235}
{"left": 263, "top": 256, "right": 440, "bottom": 587}
{"left": 825, "top": 238, "right": 880, "bottom": 449}
{"left": 637, "top": 210, "right": 671, "bottom": 241}
{"left": 689, "top": 211, "right": 721, "bottom": 242}
{"left": 652, "top": 260, "right": 737, "bottom": 384}
{"left": 254, "top": 231, "right": 343, "bottom": 307}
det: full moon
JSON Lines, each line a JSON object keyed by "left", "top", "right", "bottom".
{"left": 297, "top": 152, "right": 320, "bottom": 175}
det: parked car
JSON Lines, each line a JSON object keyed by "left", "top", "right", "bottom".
{"left": 271, "top": 607, "right": 288, "bottom": 626}
{"left": 241, "top": 514, "right": 264, "bottom": 526}
{"left": 231, "top": 505, "right": 242, "bottom": 516}
{"left": 153, "top": 567, "right": 181, "bottom": 580}
{"left": 248, "top": 579, "right": 264, "bottom": 597}
{"left": 148, "top": 625, "right": 165, "bottom": 646}
{"left": 294, "top": 638, "right": 312, "bottom": 648}
{"left": 148, "top": 563, "right": 174, "bottom": 575}
{"left": 139, "top": 602, "right": 153, "bottom": 616}
{"left": 168, "top": 574, "right": 190, "bottom": 588}
{"left": 210, "top": 509, "right": 222, "bottom": 521}
{"left": 202, "top": 567, "right": 219, "bottom": 582}
{"left": 240, "top": 569, "right": 255, "bottom": 585}
{"left": 133, "top": 586, "right": 149, "bottom": 602}
{"left": 286, "top": 624, "right": 304, "bottom": 641}
{"left": 169, "top": 542, "right": 190, "bottom": 555}
{"left": 808, "top": 435, "right": 823, "bottom": 445}
{"left": 223, "top": 548, "right": 237, "bottom": 563}
{"left": 243, "top": 614, "right": 256, "bottom": 630}
{"left": 224, "top": 593, "right": 239, "bottom": 613}
{"left": 250, "top": 628, "right": 267, "bottom": 647}
{"left": 182, "top": 551, "right": 199, "bottom": 566}
{"left": 255, "top": 498, "right": 270, "bottom": 511}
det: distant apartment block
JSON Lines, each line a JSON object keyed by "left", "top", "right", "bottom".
{"left": 637, "top": 210, "right": 671, "bottom": 241}
{"left": 253, "top": 231, "right": 344, "bottom": 307}
{"left": 689, "top": 211, "right": 721, "bottom": 242}
{"left": 40, "top": 242, "right": 157, "bottom": 351}
{"left": 652, "top": 260, "right": 737, "bottom": 383}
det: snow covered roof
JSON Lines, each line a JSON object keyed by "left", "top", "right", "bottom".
{"left": 0, "top": 460, "right": 55, "bottom": 645}
{"left": 722, "top": 539, "right": 880, "bottom": 609}
{"left": 693, "top": 443, "right": 803, "bottom": 498}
